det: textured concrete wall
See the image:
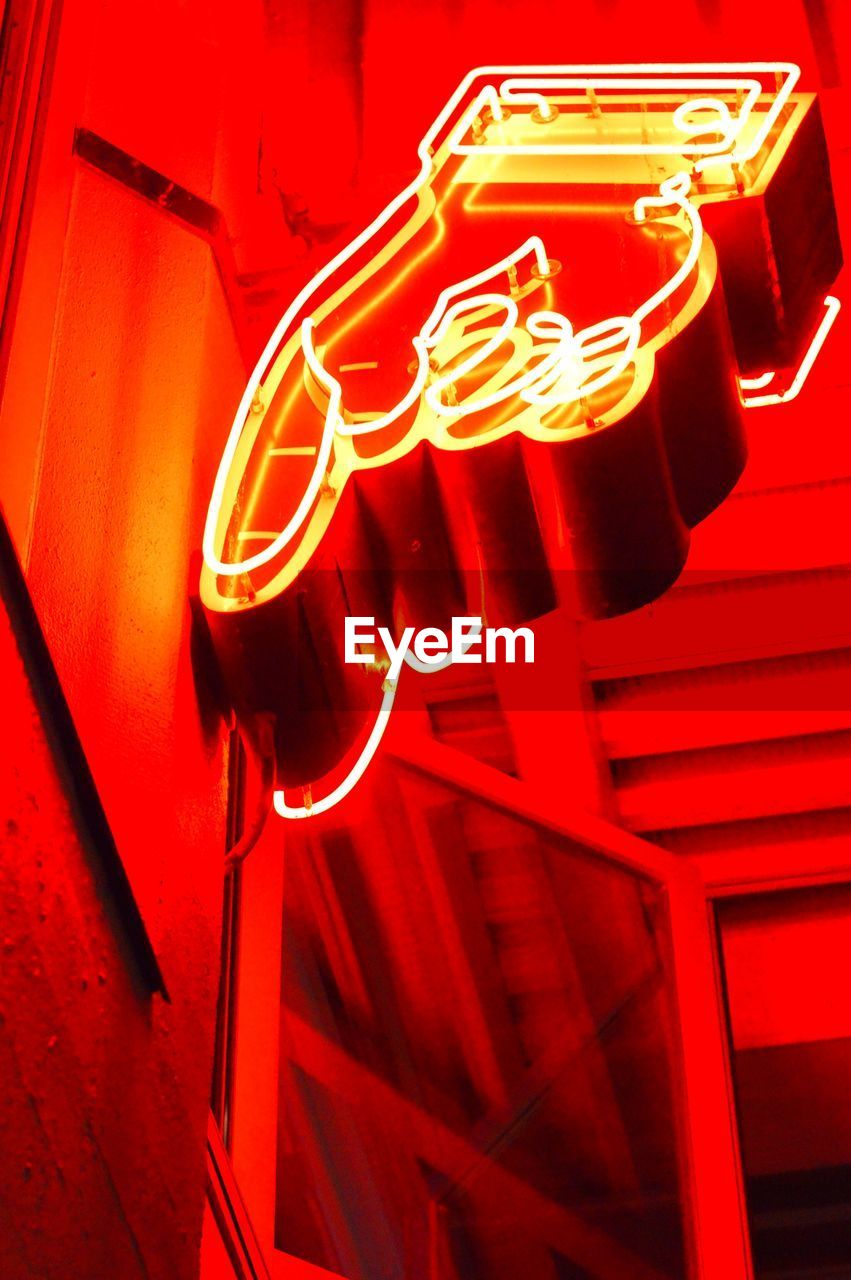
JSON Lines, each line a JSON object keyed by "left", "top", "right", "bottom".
{"left": 0, "top": 1, "right": 284, "bottom": 1276}
{"left": 0, "top": 594, "right": 224, "bottom": 1278}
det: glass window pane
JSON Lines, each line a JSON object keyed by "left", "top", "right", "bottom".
{"left": 274, "top": 757, "right": 691, "bottom": 1279}
{"left": 717, "top": 885, "right": 851, "bottom": 1278}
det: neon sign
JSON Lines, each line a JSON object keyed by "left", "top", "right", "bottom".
{"left": 200, "top": 64, "right": 843, "bottom": 820}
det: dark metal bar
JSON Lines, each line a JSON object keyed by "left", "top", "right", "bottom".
{"left": 0, "top": 504, "right": 168, "bottom": 997}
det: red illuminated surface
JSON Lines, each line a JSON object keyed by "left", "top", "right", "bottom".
{"left": 1, "top": 5, "right": 851, "bottom": 1280}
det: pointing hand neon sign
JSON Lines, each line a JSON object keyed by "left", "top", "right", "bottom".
{"left": 200, "top": 64, "right": 843, "bottom": 822}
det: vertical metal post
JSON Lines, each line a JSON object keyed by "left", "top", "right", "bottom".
{"left": 667, "top": 865, "right": 753, "bottom": 1279}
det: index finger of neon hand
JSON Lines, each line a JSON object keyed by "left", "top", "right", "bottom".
{"left": 202, "top": 70, "right": 487, "bottom": 577}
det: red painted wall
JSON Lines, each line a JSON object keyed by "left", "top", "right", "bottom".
{"left": 0, "top": 1, "right": 285, "bottom": 1275}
